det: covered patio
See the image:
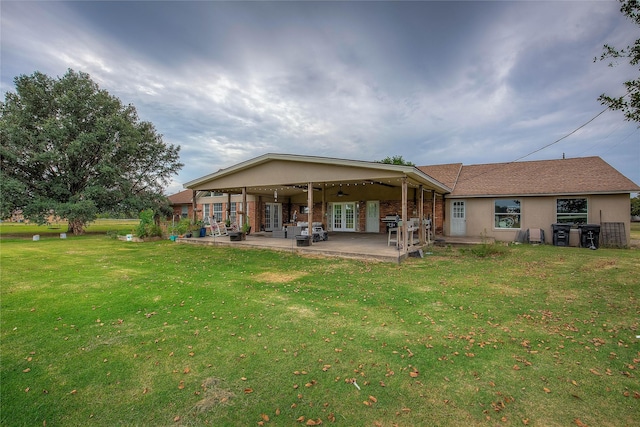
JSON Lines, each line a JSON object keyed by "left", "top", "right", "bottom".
{"left": 184, "top": 153, "right": 452, "bottom": 260}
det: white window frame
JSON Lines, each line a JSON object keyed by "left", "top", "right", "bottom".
{"left": 494, "top": 199, "right": 521, "bottom": 229}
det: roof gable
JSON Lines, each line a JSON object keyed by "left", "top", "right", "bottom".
{"left": 185, "top": 153, "right": 451, "bottom": 193}
{"left": 167, "top": 189, "right": 193, "bottom": 205}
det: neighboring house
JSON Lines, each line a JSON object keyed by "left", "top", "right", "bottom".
{"left": 167, "top": 189, "right": 198, "bottom": 220}
{"left": 184, "top": 153, "right": 640, "bottom": 248}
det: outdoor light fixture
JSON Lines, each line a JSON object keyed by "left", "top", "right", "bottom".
{"left": 274, "top": 189, "right": 278, "bottom": 201}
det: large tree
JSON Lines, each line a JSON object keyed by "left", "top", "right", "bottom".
{"left": 596, "top": 0, "right": 640, "bottom": 123}
{"left": 0, "top": 69, "right": 183, "bottom": 234}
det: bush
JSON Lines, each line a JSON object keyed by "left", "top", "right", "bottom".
{"left": 135, "top": 209, "right": 162, "bottom": 238}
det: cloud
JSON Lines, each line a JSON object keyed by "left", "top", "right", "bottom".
{"left": 2, "top": 0, "right": 638, "bottom": 193}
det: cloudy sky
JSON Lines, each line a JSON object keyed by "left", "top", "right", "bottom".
{"left": 1, "top": 0, "right": 638, "bottom": 195}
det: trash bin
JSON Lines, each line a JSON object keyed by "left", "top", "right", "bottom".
{"left": 578, "top": 224, "right": 600, "bottom": 249}
{"left": 551, "top": 223, "right": 571, "bottom": 246}
{"left": 296, "top": 235, "right": 311, "bottom": 247}
{"left": 199, "top": 227, "right": 207, "bottom": 238}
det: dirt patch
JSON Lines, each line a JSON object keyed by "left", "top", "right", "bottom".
{"left": 192, "top": 377, "right": 236, "bottom": 413}
{"left": 254, "top": 271, "right": 306, "bottom": 283}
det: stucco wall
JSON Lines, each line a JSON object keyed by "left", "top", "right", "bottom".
{"left": 445, "top": 194, "right": 632, "bottom": 246}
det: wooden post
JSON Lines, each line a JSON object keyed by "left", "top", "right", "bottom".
{"left": 192, "top": 190, "right": 197, "bottom": 224}
{"left": 242, "top": 187, "right": 247, "bottom": 229}
{"left": 419, "top": 185, "right": 425, "bottom": 244}
{"left": 226, "top": 193, "right": 231, "bottom": 223}
{"left": 307, "top": 182, "right": 314, "bottom": 245}
{"left": 321, "top": 186, "right": 326, "bottom": 229}
{"left": 401, "top": 177, "right": 408, "bottom": 252}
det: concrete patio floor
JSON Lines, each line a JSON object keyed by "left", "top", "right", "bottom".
{"left": 177, "top": 231, "right": 491, "bottom": 263}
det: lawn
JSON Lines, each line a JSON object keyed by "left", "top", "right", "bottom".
{"left": 1, "top": 227, "right": 638, "bottom": 426}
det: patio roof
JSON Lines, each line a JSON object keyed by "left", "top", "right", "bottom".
{"left": 184, "top": 153, "right": 451, "bottom": 197}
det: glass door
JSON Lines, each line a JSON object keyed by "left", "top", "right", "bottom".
{"left": 332, "top": 202, "right": 356, "bottom": 232}
{"left": 264, "top": 203, "right": 282, "bottom": 231}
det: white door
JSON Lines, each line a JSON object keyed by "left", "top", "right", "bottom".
{"left": 264, "top": 203, "right": 282, "bottom": 231}
{"left": 332, "top": 202, "right": 356, "bottom": 232}
{"left": 365, "top": 201, "right": 380, "bottom": 233}
{"left": 451, "top": 200, "right": 466, "bottom": 236}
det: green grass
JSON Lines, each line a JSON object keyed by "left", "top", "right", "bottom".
{"left": 0, "top": 219, "right": 139, "bottom": 238}
{"left": 1, "top": 231, "right": 639, "bottom": 426}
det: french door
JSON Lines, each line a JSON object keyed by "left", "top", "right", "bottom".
{"left": 264, "top": 203, "right": 282, "bottom": 231}
{"left": 332, "top": 202, "right": 356, "bottom": 232}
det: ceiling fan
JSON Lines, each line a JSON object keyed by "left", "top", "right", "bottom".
{"left": 335, "top": 189, "right": 349, "bottom": 197}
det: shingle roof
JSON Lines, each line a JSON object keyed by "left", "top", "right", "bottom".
{"left": 416, "top": 163, "right": 462, "bottom": 190}
{"left": 420, "top": 156, "right": 640, "bottom": 197}
{"left": 167, "top": 189, "right": 193, "bottom": 205}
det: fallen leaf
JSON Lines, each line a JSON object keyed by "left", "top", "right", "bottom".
{"left": 260, "top": 413, "right": 270, "bottom": 422}
{"left": 543, "top": 387, "right": 551, "bottom": 393}
{"left": 522, "top": 419, "right": 529, "bottom": 425}
{"left": 369, "top": 395, "right": 378, "bottom": 403}
{"left": 296, "top": 416, "right": 305, "bottom": 422}
{"left": 23, "top": 368, "right": 31, "bottom": 373}
{"left": 275, "top": 408, "right": 281, "bottom": 416}
{"left": 173, "top": 416, "right": 180, "bottom": 422}
{"left": 183, "top": 367, "right": 190, "bottom": 374}
{"left": 178, "top": 381, "right": 185, "bottom": 390}
{"left": 328, "top": 413, "right": 336, "bottom": 422}
{"left": 589, "top": 368, "right": 601, "bottom": 376}
{"left": 70, "top": 389, "right": 77, "bottom": 395}
{"left": 409, "top": 371, "right": 419, "bottom": 378}
{"left": 244, "top": 388, "right": 253, "bottom": 394}
{"left": 574, "top": 419, "right": 588, "bottom": 427}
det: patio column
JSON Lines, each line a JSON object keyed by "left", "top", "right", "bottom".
{"left": 432, "top": 191, "right": 436, "bottom": 236}
{"left": 401, "top": 177, "right": 408, "bottom": 252}
{"left": 242, "top": 187, "right": 247, "bottom": 228}
{"left": 321, "top": 186, "right": 326, "bottom": 229}
{"left": 192, "top": 190, "right": 197, "bottom": 224}
{"left": 226, "top": 193, "right": 231, "bottom": 222}
{"left": 308, "top": 181, "right": 314, "bottom": 245}
{"left": 419, "top": 185, "right": 425, "bottom": 244}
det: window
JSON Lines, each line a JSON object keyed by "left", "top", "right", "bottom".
{"left": 212, "top": 203, "right": 223, "bottom": 222}
{"left": 181, "top": 205, "right": 188, "bottom": 218}
{"left": 203, "top": 204, "right": 210, "bottom": 219}
{"left": 556, "top": 198, "right": 587, "bottom": 225}
{"left": 494, "top": 199, "right": 521, "bottom": 229}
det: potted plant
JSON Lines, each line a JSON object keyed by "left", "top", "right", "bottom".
{"left": 176, "top": 218, "right": 190, "bottom": 237}
{"left": 242, "top": 220, "right": 251, "bottom": 235}
{"left": 193, "top": 220, "right": 206, "bottom": 237}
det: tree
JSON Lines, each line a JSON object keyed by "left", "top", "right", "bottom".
{"left": 376, "top": 155, "right": 415, "bottom": 166}
{"left": 0, "top": 69, "right": 183, "bottom": 234}
{"left": 631, "top": 195, "right": 640, "bottom": 217}
{"left": 596, "top": 0, "right": 640, "bottom": 123}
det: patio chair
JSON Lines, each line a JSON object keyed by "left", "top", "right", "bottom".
{"left": 208, "top": 217, "right": 228, "bottom": 237}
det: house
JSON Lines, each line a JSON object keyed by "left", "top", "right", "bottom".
{"left": 184, "top": 153, "right": 639, "bottom": 249}
{"left": 167, "top": 189, "right": 198, "bottom": 221}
